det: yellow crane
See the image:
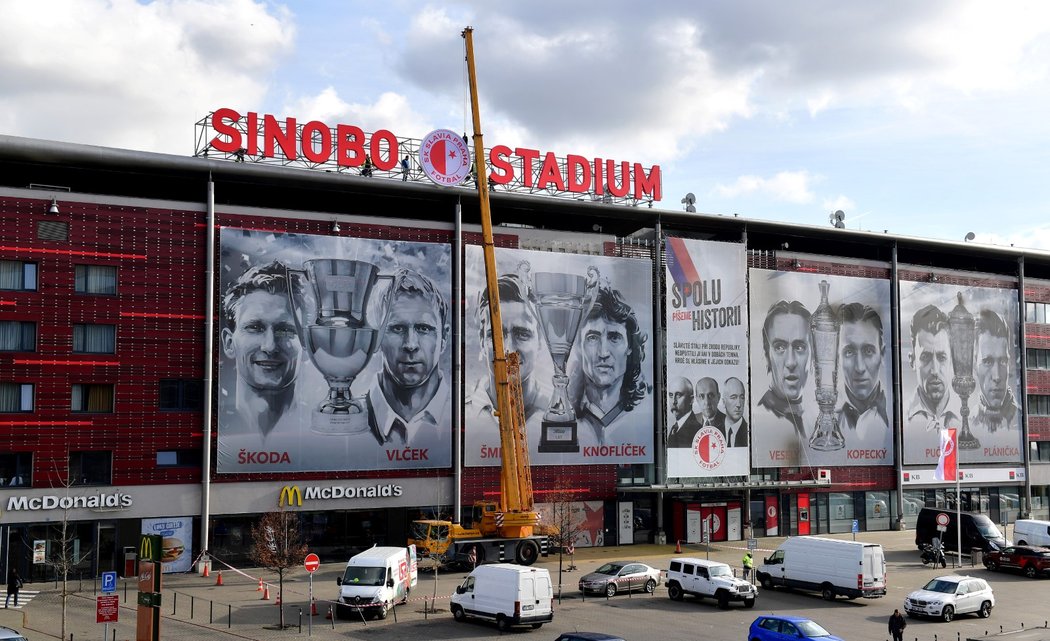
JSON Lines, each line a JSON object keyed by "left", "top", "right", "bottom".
{"left": 408, "top": 26, "right": 549, "bottom": 567}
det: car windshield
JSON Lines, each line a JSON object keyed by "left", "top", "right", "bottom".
{"left": 709, "top": 565, "right": 732, "bottom": 577}
{"left": 921, "top": 579, "right": 959, "bottom": 594}
{"left": 796, "top": 620, "right": 832, "bottom": 637}
{"left": 594, "top": 563, "right": 625, "bottom": 575}
{"left": 974, "top": 516, "right": 1003, "bottom": 539}
{"left": 342, "top": 566, "right": 386, "bottom": 586}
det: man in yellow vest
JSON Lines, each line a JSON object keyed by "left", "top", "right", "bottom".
{"left": 742, "top": 551, "right": 754, "bottom": 583}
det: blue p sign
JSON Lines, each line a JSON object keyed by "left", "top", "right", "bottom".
{"left": 851, "top": 519, "right": 860, "bottom": 534}
{"left": 102, "top": 571, "right": 117, "bottom": 593}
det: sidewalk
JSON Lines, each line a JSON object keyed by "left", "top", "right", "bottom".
{"left": 0, "top": 529, "right": 925, "bottom": 641}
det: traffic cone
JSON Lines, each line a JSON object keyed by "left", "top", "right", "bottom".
{"left": 325, "top": 606, "right": 332, "bottom": 620}
{"left": 275, "top": 592, "right": 281, "bottom": 606}
{"left": 311, "top": 599, "right": 319, "bottom": 616}
{"left": 261, "top": 584, "right": 270, "bottom": 600}
{"left": 256, "top": 579, "right": 263, "bottom": 592}
{"left": 675, "top": 539, "right": 682, "bottom": 554}
{"left": 202, "top": 563, "right": 210, "bottom": 578}
{"left": 215, "top": 571, "right": 223, "bottom": 586}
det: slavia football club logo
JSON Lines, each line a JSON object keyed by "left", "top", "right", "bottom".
{"left": 691, "top": 426, "right": 727, "bottom": 470}
{"left": 419, "top": 129, "right": 471, "bottom": 186}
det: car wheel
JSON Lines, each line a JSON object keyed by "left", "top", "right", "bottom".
{"left": 497, "top": 615, "right": 511, "bottom": 631}
{"left": 605, "top": 582, "right": 618, "bottom": 598}
{"left": 668, "top": 583, "right": 684, "bottom": 601}
{"left": 744, "top": 598, "right": 756, "bottom": 609}
{"left": 515, "top": 540, "right": 540, "bottom": 565}
{"left": 452, "top": 605, "right": 466, "bottom": 622}
{"left": 376, "top": 602, "right": 389, "bottom": 620}
{"left": 644, "top": 578, "right": 657, "bottom": 593}
{"left": 760, "top": 575, "right": 773, "bottom": 590}
{"left": 717, "top": 590, "right": 730, "bottom": 609}
{"left": 979, "top": 601, "right": 992, "bottom": 618}
{"left": 1025, "top": 565, "right": 1038, "bottom": 579}
{"left": 1017, "top": 540, "right": 1028, "bottom": 546}
{"left": 985, "top": 560, "right": 998, "bottom": 571}
{"left": 532, "top": 623, "right": 543, "bottom": 629}
{"left": 942, "top": 605, "right": 955, "bottom": 623}
{"left": 822, "top": 586, "right": 835, "bottom": 601}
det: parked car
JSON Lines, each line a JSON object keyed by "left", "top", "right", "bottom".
{"left": 0, "top": 627, "right": 29, "bottom": 641}
{"left": 665, "top": 557, "right": 757, "bottom": 609}
{"left": 1013, "top": 519, "right": 1050, "bottom": 547}
{"left": 554, "top": 634, "right": 626, "bottom": 641}
{"left": 983, "top": 545, "right": 1050, "bottom": 578}
{"left": 748, "top": 615, "right": 844, "bottom": 641}
{"left": 579, "top": 561, "right": 661, "bottom": 596}
{"left": 903, "top": 575, "right": 994, "bottom": 622}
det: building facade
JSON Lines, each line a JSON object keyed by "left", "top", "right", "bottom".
{"left": 1, "top": 131, "right": 1048, "bottom": 579}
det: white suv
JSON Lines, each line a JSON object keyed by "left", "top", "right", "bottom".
{"left": 904, "top": 575, "right": 994, "bottom": 622}
{"left": 665, "top": 557, "right": 757, "bottom": 609}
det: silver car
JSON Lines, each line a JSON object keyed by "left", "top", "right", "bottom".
{"left": 578, "top": 561, "right": 661, "bottom": 597}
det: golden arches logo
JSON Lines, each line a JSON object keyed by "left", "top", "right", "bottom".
{"left": 140, "top": 537, "right": 153, "bottom": 559}
{"left": 278, "top": 485, "right": 303, "bottom": 507}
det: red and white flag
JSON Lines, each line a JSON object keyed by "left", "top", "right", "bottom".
{"left": 935, "top": 427, "right": 957, "bottom": 481}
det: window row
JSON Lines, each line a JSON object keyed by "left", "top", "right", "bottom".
{"left": 0, "top": 449, "right": 201, "bottom": 489}
{"left": 0, "top": 322, "right": 117, "bottom": 353}
{"left": 0, "top": 379, "right": 202, "bottom": 412}
{"left": 1028, "top": 348, "right": 1050, "bottom": 370}
{"left": 1030, "top": 395, "right": 1050, "bottom": 417}
{"left": 1027, "top": 302, "right": 1050, "bottom": 325}
{"left": 0, "top": 261, "right": 117, "bottom": 294}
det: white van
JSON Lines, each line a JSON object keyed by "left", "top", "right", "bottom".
{"left": 755, "top": 536, "right": 886, "bottom": 601}
{"left": 1013, "top": 519, "right": 1050, "bottom": 547}
{"left": 335, "top": 546, "right": 417, "bottom": 619}
{"left": 451, "top": 563, "right": 554, "bottom": 631}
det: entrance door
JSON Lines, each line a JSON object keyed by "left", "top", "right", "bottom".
{"left": 700, "top": 505, "right": 728, "bottom": 542}
{"left": 97, "top": 524, "right": 116, "bottom": 575}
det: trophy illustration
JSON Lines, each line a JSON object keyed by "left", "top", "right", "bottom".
{"left": 949, "top": 292, "right": 980, "bottom": 450}
{"left": 289, "top": 259, "right": 389, "bottom": 434}
{"left": 533, "top": 267, "right": 599, "bottom": 453}
{"left": 809, "top": 280, "right": 845, "bottom": 451}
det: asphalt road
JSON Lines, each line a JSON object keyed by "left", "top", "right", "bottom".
{"left": 3, "top": 529, "right": 1048, "bottom": 641}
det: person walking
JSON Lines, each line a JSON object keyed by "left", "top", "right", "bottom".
{"left": 5, "top": 568, "right": 21, "bottom": 608}
{"left": 888, "top": 608, "right": 907, "bottom": 641}
{"left": 742, "top": 551, "right": 754, "bottom": 583}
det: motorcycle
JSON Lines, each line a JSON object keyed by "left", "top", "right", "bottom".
{"left": 920, "top": 542, "right": 947, "bottom": 568}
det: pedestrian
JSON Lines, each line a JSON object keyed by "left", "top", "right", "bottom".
{"left": 362, "top": 154, "right": 374, "bottom": 177}
{"left": 742, "top": 551, "right": 754, "bottom": 582}
{"left": 888, "top": 608, "right": 907, "bottom": 641}
{"left": 5, "top": 568, "right": 21, "bottom": 608}
{"left": 401, "top": 155, "right": 409, "bottom": 181}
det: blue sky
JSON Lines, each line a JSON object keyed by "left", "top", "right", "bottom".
{"left": 3, "top": 1, "right": 1050, "bottom": 247}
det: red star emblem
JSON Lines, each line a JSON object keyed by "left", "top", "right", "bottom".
{"left": 448, "top": 150, "right": 457, "bottom": 159}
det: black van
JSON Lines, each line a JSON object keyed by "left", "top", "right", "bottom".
{"left": 914, "top": 507, "right": 1008, "bottom": 553}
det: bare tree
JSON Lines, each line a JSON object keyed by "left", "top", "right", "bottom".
{"left": 540, "top": 480, "right": 586, "bottom": 600}
{"left": 250, "top": 507, "right": 307, "bottom": 628}
{"left": 44, "top": 471, "right": 93, "bottom": 641}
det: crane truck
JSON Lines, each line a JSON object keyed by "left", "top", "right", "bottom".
{"left": 408, "top": 27, "right": 553, "bottom": 568}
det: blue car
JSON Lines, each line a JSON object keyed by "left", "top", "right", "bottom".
{"left": 748, "top": 615, "right": 845, "bottom": 641}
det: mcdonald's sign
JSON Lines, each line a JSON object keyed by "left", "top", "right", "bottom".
{"left": 278, "top": 485, "right": 303, "bottom": 507}
{"left": 139, "top": 534, "right": 162, "bottom": 563}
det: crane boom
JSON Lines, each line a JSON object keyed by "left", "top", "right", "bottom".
{"left": 462, "top": 27, "right": 536, "bottom": 523}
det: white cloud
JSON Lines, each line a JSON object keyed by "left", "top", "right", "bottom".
{"left": 977, "top": 228, "right": 1050, "bottom": 251}
{"left": 713, "top": 170, "right": 820, "bottom": 204}
{"left": 284, "top": 89, "right": 434, "bottom": 141}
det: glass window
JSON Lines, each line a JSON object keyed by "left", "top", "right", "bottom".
{"left": 829, "top": 492, "right": 854, "bottom": 533}
{"left": 0, "top": 383, "right": 33, "bottom": 412}
{"left": 71, "top": 384, "right": 114, "bottom": 413}
{"left": 1028, "top": 349, "right": 1050, "bottom": 370}
{"left": 0, "top": 321, "right": 36, "bottom": 351}
{"left": 74, "top": 265, "right": 117, "bottom": 295}
{"left": 1031, "top": 441, "right": 1050, "bottom": 463}
{"left": 867, "top": 491, "right": 892, "bottom": 531}
{"left": 0, "top": 260, "right": 37, "bottom": 291}
{"left": 69, "top": 451, "right": 112, "bottom": 485}
{"left": 159, "top": 379, "right": 203, "bottom": 411}
{"left": 72, "top": 324, "right": 116, "bottom": 354}
{"left": 0, "top": 451, "right": 31, "bottom": 487}
{"left": 156, "top": 450, "right": 202, "bottom": 467}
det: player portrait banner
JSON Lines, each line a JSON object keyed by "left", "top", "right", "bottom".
{"left": 217, "top": 227, "right": 452, "bottom": 472}
{"left": 899, "top": 278, "right": 1022, "bottom": 466}
{"left": 749, "top": 269, "right": 894, "bottom": 468}
{"left": 463, "top": 245, "right": 655, "bottom": 467}
{"left": 664, "top": 237, "right": 750, "bottom": 477}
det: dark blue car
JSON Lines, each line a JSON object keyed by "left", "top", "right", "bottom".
{"left": 748, "top": 615, "right": 845, "bottom": 641}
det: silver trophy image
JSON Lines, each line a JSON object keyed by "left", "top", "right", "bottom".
{"left": 533, "top": 266, "right": 599, "bottom": 453}
{"left": 288, "top": 259, "right": 390, "bottom": 434}
{"left": 809, "top": 279, "right": 845, "bottom": 451}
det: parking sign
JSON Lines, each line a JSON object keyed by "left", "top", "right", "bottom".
{"left": 101, "top": 570, "right": 117, "bottom": 594}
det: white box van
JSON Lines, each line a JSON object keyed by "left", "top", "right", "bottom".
{"left": 335, "top": 546, "right": 417, "bottom": 619}
{"left": 755, "top": 536, "right": 886, "bottom": 601}
{"left": 1013, "top": 519, "right": 1050, "bottom": 547}
{"left": 451, "top": 563, "right": 553, "bottom": 631}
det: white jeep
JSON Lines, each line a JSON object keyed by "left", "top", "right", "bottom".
{"left": 665, "top": 557, "right": 757, "bottom": 609}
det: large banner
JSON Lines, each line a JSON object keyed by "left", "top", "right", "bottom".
{"left": 664, "top": 238, "right": 750, "bottom": 477}
{"left": 899, "top": 280, "right": 1022, "bottom": 465}
{"left": 141, "top": 517, "right": 192, "bottom": 573}
{"left": 217, "top": 228, "right": 452, "bottom": 472}
{"left": 749, "top": 269, "right": 894, "bottom": 467}
{"left": 463, "top": 246, "right": 655, "bottom": 466}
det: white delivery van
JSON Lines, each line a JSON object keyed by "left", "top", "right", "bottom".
{"left": 335, "top": 546, "right": 417, "bottom": 619}
{"left": 1013, "top": 519, "right": 1050, "bottom": 547}
{"left": 755, "top": 536, "right": 886, "bottom": 601}
{"left": 451, "top": 563, "right": 554, "bottom": 631}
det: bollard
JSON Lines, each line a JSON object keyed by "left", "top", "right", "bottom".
{"left": 329, "top": 606, "right": 335, "bottom": 629}
{"left": 172, "top": 592, "right": 177, "bottom": 615}
{"left": 209, "top": 601, "right": 213, "bottom": 624}
{"left": 191, "top": 595, "right": 195, "bottom": 619}
{"left": 228, "top": 604, "right": 232, "bottom": 629}
{"left": 298, "top": 607, "right": 302, "bottom": 633}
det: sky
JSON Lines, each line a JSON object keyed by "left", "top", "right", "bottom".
{"left": 2, "top": 1, "right": 1050, "bottom": 248}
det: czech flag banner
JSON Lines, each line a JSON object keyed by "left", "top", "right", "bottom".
{"left": 935, "top": 427, "right": 957, "bottom": 481}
